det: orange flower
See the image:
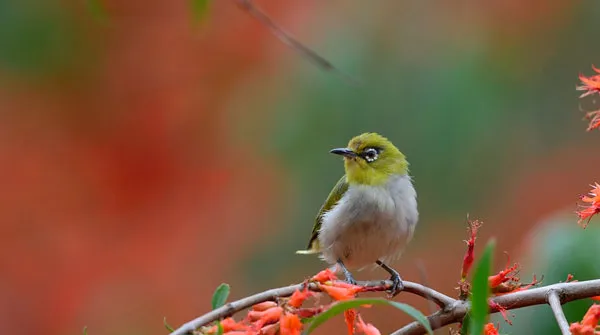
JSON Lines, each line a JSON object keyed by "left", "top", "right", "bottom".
{"left": 312, "top": 268, "right": 338, "bottom": 283}
{"left": 248, "top": 306, "right": 283, "bottom": 328}
{"left": 493, "top": 274, "right": 541, "bottom": 296}
{"left": 356, "top": 315, "right": 381, "bottom": 335}
{"left": 577, "top": 183, "right": 600, "bottom": 228}
{"left": 488, "top": 260, "right": 519, "bottom": 288}
{"left": 221, "top": 318, "right": 251, "bottom": 332}
{"left": 320, "top": 283, "right": 363, "bottom": 301}
{"left": 577, "top": 65, "right": 600, "bottom": 98}
{"left": 279, "top": 314, "right": 302, "bottom": 335}
{"left": 288, "top": 288, "right": 314, "bottom": 308}
{"left": 461, "top": 219, "right": 482, "bottom": 279}
{"left": 570, "top": 304, "right": 600, "bottom": 335}
{"left": 584, "top": 110, "right": 600, "bottom": 131}
{"left": 344, "top": 309, "right": 357, "bottom": 335}
{"left": 483, "top": 323, "right": 499, "bottom": 335}
{"left": 252, "top": 301, "right": 278, "bottom": 311}
{"left": 296, "top": 305, "right": 328, "bottom": 318}
{"left": 259, "top": 324, "right": 278, "bottom": 335}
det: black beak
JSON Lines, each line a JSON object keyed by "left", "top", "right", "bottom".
{"left": 330, "top": 148, "right": 357, "bottom": 158}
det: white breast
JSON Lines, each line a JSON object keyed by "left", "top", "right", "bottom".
{"left": 317, "top": 174, "right": 418, "bottom": 269}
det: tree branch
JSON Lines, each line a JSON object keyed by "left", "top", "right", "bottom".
{"left": 169, "top": 279, "right": 454, "bottom": 335}
{"left": 234, "top": 0, "right": 360, "bottom": 85}
{"left": 547, "top": 289, "right": 570, "bottom": 335}
{"left": 392, "top": 279, "right": 600, "bottom": 335}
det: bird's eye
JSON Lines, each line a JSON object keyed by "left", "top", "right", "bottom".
{"left": 362, "top": 148, "right": 379, "bottom": 163}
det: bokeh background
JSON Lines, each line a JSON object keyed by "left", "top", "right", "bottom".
{"left": 2, "top": 0, "right": 600, "bottom": 334}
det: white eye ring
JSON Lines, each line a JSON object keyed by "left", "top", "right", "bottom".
{"left": 363, "top": 148, "right": 379, "bottom": 162}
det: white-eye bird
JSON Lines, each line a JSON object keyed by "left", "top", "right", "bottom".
{"left": 296, "top": 132, "right": 418, "bottom": 294}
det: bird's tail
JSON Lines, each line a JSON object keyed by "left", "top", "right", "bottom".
{"left": 295, "top": 249, "right": 319, "bottom": 255}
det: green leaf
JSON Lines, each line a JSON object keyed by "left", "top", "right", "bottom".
{"left": 211, "top": 283, "right": 230, "bottom": 310}
{"left": 163, "top": 317, "right": 175, "bottom": 333}
{"left": 460, "top": 314, "right": 470, "bottom": 334}
{"left": 190, "top": 0, "right": 211, "bottom": 24}
{"left": 82, "top": 326, "right": 88, "bottom": 335}
{"left": 215, "top": 322, "right": 224, "bottom": 335}
{"left": 85, "top": 0, "right": 109, "bottom": 24}
{"left": 468, "top": 239, "right": 495, "bottom": 335}
{"left": 302, "top": 298, "right": 432, "bottom": 335}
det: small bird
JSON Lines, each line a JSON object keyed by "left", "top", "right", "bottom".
{"left": 296, "top": 133, "right": 418, "bottom": 294}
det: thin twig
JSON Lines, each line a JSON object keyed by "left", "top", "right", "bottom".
{"left": 234, "top": 0, "right": 361, "bottom": 85}
{"left": 169, "top": 279, "right": 455, "bottom": 335}
{"left": 392, "top": 279, "right": 600, "bottom": 335}
{"left": 547, "top": 289, "right": 570, "bottom": 335}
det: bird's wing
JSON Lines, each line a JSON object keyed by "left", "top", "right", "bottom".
{"left": 296, "top": 175, "right": 349, "bottom": 254}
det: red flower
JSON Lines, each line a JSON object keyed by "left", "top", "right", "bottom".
{"left": 570, "top": 304, "right": 600, "bottom": 335}
{"left": 356, "top": 315, "right": 381, "bottom": 335}
{"left": 493, "top": 274, "right": 541, "bottom": 296}
{"left": 258, "top": 324, "right": 278, "bottom": 335}
{"left": 577, "top": 65, "right": 600, "bottom": 98}
{"left": 312, "top": 268, "right": 338, "bottom": 283}
{"left": 288, "top": 288, "right": 314, "bottom": 308}
{"left": 577, "top": 183, "right": 600, "bottom": 228}
{"left": 320, "top": 282, "right": 363, "bottom": 301}
{"left": 221, "top": 318, "right": 251, "bottom": 332}
{"left": 461, "top": 219, "right": 482, "bottom": 279}
{"left": 295, "top": 305, "right": 328, "bottom": 318}
{"left": 344, "top": 309, "right": 357, "bottom": 335}
{"left": 488, "top": 257, "right": 519, "bottom": 289}
{"left": 251, "top": 302, "right": 278, "bottom": 311}
{"left": 584, "top": 110, "right": 600, "bottom": 131}
{"left": 489, "top": 301, "right": 512, "bottom": 325}
{"left": 247, "top": 306, "right": 283, "bottom": 328}
{"left": 279, "top": 314, "right": 302, "bottom": 335}
{"left": 483, "top": 323, "right": 499, "bottom": 335}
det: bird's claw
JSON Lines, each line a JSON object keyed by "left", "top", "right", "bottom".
{"left": 388, "top": 272, "right": 404, "bottom": 297}
{"left": 344, "top": 273, "right": 357, "bottom": 285}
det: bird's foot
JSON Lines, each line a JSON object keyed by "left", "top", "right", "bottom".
{"left": 388, "top": 271, "right": 404, "bottom": 297}
{"left": 344, "top": 272, "right": 357, "bottom": 285}
{"left": 376, "top": 260, "right": 404, "bottom": 297}
{"left": 337, "top": 259, "right": 357, "bottom": 285}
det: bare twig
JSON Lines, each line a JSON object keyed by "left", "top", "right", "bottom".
{"left": 392, "top": 279, "right": 600, "bottom": 335}
{"left": 547, "top": 289, "right": 570, "bottom": 335}
{"left": 169, "top": 279, "right": 455, "bottom": 335}
{"left": 234, "top": 0, "right": 360, "bottom": 85}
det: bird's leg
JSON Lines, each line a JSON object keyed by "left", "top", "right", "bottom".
{"left": 337, "top": 259, "right": 357, "bottom": 285}
{"left": 376, "top": 260, "right": 404, "bottom": 296}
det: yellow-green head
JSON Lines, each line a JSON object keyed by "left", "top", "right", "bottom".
{"left": 330, "top": 132, "right": 408, "bottom": 186}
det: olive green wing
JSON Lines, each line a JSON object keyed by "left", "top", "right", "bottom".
{"left": 296, "top": 175, "right": 349, "bottom": 254}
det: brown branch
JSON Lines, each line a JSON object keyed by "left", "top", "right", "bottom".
{"left": 169, "top": 279, "right": 455, "bottom": 335}
{"left": 234, "top": 0, "right": 360, "bottom": 85}
{"left": 392, "top": 278, "right": 600, "bottom": 335}
{"left": 547, "top": 289, "right": 570, "bottom": 335}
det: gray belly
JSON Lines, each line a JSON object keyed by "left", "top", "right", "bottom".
{"left": 317, "top": 175, "right": 418, "bottom": 269}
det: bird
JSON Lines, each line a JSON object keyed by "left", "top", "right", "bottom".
{"left": 296, "top": 132, "right": 418, "bottom": 295}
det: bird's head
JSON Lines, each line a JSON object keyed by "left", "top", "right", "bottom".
{"left": 330, "top": 132, "right": 408, "bottom": 186}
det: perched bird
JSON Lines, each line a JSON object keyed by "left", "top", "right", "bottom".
{"left": 296, "top": 133, "right": 418, "bottom": 294}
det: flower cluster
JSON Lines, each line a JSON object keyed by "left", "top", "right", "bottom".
{"left": 458, "top": 219, "right": 540, "bottom": 301}
{"left": 483, "top": 323, "right": 500, "bottom": 335}
{"left": 570, "top": 304, "right": 600, "bottom": 335}
{"left": 577, "top": 183, "right": 600, "bottom": 228}
{"left": 455, "top": 219, "right": 542, "bottom": 329}
{"left": 577, "top": 65, "right": 600, "bottom": 131}
{"left": 200, "top": 269, "right": 381, "bottom": 335}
